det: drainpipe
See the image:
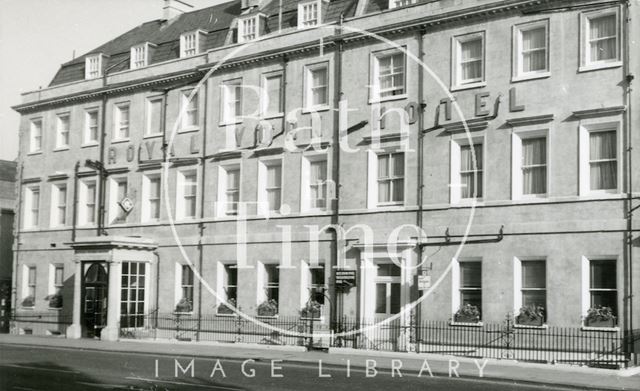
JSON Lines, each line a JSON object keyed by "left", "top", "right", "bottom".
{"left": 11, "top": 163, "right": 24, "bottom": 313}
{"left": 622, "top": 0, "right": 635, "bottom": 366}
{"left": 415, "top": 26, "right": 426, "bottom": 349}
{"left": 196, "top": 81, "right": 208, "bottom": 341}
{"left": 71, "top": 161, "right": 80, "bottom": 242}
{"left": 330, "top": 14, "right": 345, "bottom": 331}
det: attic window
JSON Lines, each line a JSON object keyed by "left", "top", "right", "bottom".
{"left": 389, "top": 0, "right": 415, "bottom": 9}
{"left": 131, "top": 43, "right": 152, "bottom": 69}
{"left": 180, "top": 31, "right": 202, "bottom": 57}
{"left": 85, "top": 54, "right": 103, "bottom": 79}
{"left": 238, "top": 16, "right": 261, "bottom": 43}
{"left": 299, "top": 1, "right": 320, "bottom": 28}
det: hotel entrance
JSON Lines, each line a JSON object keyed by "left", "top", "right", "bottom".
{"left": 82, "top": 262, "right": 108, "bottom": 338}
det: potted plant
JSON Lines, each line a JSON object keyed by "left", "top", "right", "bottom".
{"left": 217, "top": 298, "right": 237, "bottom": 315}
{"left": 175, "top": 298, "right": 193, "bottom": 313}
{"left": 301, "top": 300, "right": 322, "bottom": 319}
{"left": 21, "top": 296, "right": 34, "bottom": 308}
{"left": 585, "top": 306, "right": 616, "bottom": 327}
{"left": 516, "top": 304, "right": 545, "bottom": 326}
{"left": 257, "top": 299, "right": 278, "bottom": 317}
{"left": 46, "top": 293, "right": 63, "bottom": 309}
{"left": 454, "top": 304, "right": 481, "bottom": 323}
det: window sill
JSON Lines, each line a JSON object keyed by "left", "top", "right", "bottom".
{"left": 449, "top": 321, "right": 483, "bottom": 327}
{"left": 301, "top": 316, "right": 325, "bottom": 322}
{"left": 48, "top": 307, "right": 63, "bottom": 311}
{"left": 578, "top": 61, "right": 622, "bottom": 73}
{"left": 451, "top": 198, "right": 484, "bottom": 207}
{"left": 256, "top": 314, "right": 279, "bottom": 319}
{"left": 143, "top": 133, "right": 163, "bottom": 139}
{"left": 173, "top": 312, "right": 194, "bottom": 316}
{"left": 580, "top": 191, "right": 621, "bottom": 199}
{"left": 27, "top": 151, "right": 43, "bottom": 156}
{"left": 581, "top": 326, "right": 619, "bottom": 332}
{"left": 81, "top": 142, "right": 99, "bottom": 148}
{"left": 513, "top": 194, "right": 548, "bottom": 201}
{"left": 219, "top": 120, "right": 243, "bottom": 127}
{"left": 513, "top": 324, "right": 548, "bottom": 330}
{"left": 511, "top": 72, "right": 551, "bottom": 83}
{"left": 111, "top": 138, "right": 130, "bottom": 144}
{"left": 216, "top": 312, "right": 238, "bottom": 317}
{"left": 261, "top": 113, "right": 284, "bottom": 120}
{"left": 451, "top": 81, "right": 487, "bottom": 92}
{"left": 20, "top": 306, "right": 35, "bottom": 310}
{"left": 368, "top": 94, "right": 408, "bottom": 105}
{"left": 178, "top": 127, "right": 200, "bottom": 134}
{"left": 302, "top": 105, "right": 330, "bottom": 114}
{"left": 375, "top": 202, "right": 405, "bottom": 209}
{"left": 53, "top": 147, "right": 70, "bottom": 152}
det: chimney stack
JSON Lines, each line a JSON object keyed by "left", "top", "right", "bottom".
{"left": 163, "top": 0, "right": 193, "bottom": 20}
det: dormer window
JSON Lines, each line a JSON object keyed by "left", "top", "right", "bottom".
{"left": 237, "top": 15, "right": 266, "bottom": 43}
{"left": 180, "top": 30, "right": 205, "bottom": 58}
{"left": 389, "top": 0, "right": 415, "bottom": 9}
{"left": 130, "top": 43, "right": 155, "bottom": 69}
{"left": 299, "top": 1, "right": 319, "bottom": 28}
{"left": 85, "top": 54, "right": 103, "bottom": 79}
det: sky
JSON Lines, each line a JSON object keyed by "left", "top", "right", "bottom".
{"left": 0, "top": 0, "right": 227, "bottom": 161}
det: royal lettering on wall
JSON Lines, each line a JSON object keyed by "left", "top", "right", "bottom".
{"left": 106, "top": 133, "right": 201, "bottom": 166}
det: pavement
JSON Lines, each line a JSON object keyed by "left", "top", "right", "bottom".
{"left": 0, "top": 334, "right": 638, "bottom": 390}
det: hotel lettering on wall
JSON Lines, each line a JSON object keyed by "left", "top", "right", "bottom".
{"left": 106, "top": 133, "right": 201, "bottom": 165}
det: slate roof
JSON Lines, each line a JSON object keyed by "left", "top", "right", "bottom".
{"left": 0, "top": 161, "right": 17, "bottom": 183}
{"left": 49, "top": 0, "right": 357, "bottom": 87}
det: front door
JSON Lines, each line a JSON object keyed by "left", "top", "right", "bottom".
{"left": 83, "top": 263, "right": 108, "bottom": 338}
{"left": 373, "top": 263, "right": 402, "bottom": 350}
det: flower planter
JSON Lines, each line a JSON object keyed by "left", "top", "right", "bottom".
{"left": 217, "top": 304, "right": 235, "bottom": 315}
{"left": 454, "top": 314, "right": 480, "bottom": 323}
{"left": 48, "top": 295, "right": 63, "bottom": 309}
{"left": 21, "top": 296, "right": 34, "bottom": 308}
{"left": 516, "top": 315, "right": 544, "bottom": 326}
{"left": 585, "top": 318, "right": 616, "bottom": 328}
{"left": 301, "top": 308, "right": 322, "bottom": 319}
{"left": 257, "top": 308, "right": 278, "bottom": 317}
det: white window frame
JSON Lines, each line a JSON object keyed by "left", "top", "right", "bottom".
{"left": 578, "top": 121, "right": 621, "bottom": 196}
{"left": 22, "top": 265, "right": 36, "bottom": 305}
{"left": 216, "top": 163, "right": 242, "bottom": 217}
{"left": 451, "top": 257, "right": 482, "bottom": 320}
{"left": 130, "top": 43, "right": 151, "bottom": 69}
{"left": 216, "top": 261, "right": 238, "bottom": 311}
{"left": 29, "top": 118, "right": 43, "bottom": 154}
{"left": 367, "top": 150, "right": 406, "bottom": 208}
{"left": 450, "top": 136, "right": 485, "bottom": 204}
{"left": 238, "top": 16, "right": 260, "bottom": 43}
{"left": 85, "top": 54, "right": 103, "bottom": 79}
{"left": 512, "top": 19, "right": 550, "bottom": 81}
{"left": 84, "top": 108, "right": 99, "bottom": 145}
{"left": 300, "top": 260, "right": 326, "bottom": 316}
{"left": 304, "top": 62, "right": 330, "bottom": 111}
{"left": 257, "top": 157, "right": 283, "bottom": 216}
{"left": 451, "top": 31, "right": 486, "bottom": 91}
{"left": 141, "top": 172, "right": 161, "bottom": 223}
{"left": 180, "top": 31, "right": 202, "bottom": 58}
{"left": 511, "top": 129, "right": 549, "bottom": 200}
{"left": 180, "top": 89, "right": 199, "bottom": 132}
{"left": 301, "top": 152, "right": 328, "bottom": 213}
{"left": 388, "top": 0, "right": 415, "bottom": 9}
{"left": 579, "top": 7, "right": 622, "bottom": 72}
{"left": 114, "top": 102, "right": 130, "bottom": 140}
{"left": 48, "top": 263, "right": 64, "bottom": 297}
{"left": 581, "top": 256, "right": 619, "bottom": 321}
{"left": 108, "top": 175, "right": 129, "bottom": 225}
{"left": 513, "top": 257, "right": 547, "bottom": 321}
{"left": 145, "top": 96, "right": 164, "bottom": 137}
{"left": 221, "top": 78, "right": 243, "bottom": 125}
{"left": 24, "top": 185, "right": 40, "bottom": 229}
{"left": 256, "top": 261, "right": 280, "bottom": 310}
{"left": 78, "top": 179, "right": 97, "bottom": 226}
{"left": 55, "top": 113, "right": 70, "bottom": 150}
{"left": 370, "top": 48, "right": 407, "bottom": 103}
{"left": 176, "top": 168, "right": 199, "bottom": 220}
{"left": 174, "top": 263, "right": 195, "bottom": 313}
{"left": 261, "top": 72, "right": 284, "bottom": 118}
{"left": 50, "top": 182, "right": 68, "bottom": 228}
{"left": 298, "top": 0, "right": 322, "bottom": 29}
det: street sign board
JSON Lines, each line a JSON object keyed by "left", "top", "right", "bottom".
{"left": 418, "top": 275, "right": 431, "bottom": 290}
{"left": 335, "top": 269, "right": 356, "bottom": 287}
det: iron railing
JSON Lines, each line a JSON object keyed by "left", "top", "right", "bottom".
{"left": 10, "top": 311, "right": 72, "bottom": 336}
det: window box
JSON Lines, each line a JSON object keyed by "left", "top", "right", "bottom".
{"left": 21, "top": 296, "right": 35, "bottom": 308}
{"left": 217, "top": 298, "right": 237, "bottom": 315}
{"left": 585, "top": 318, "right": 616, "bottom": 328}
{"left": 175, "top": 298, "right": 193, "bottom": 313}
{"left": 300, "top": 300, "right": 322, "bottom": 319}
{"left": 257, "top": 299, "right": 278, "bottom": 317}
{"left": 585, "top": 305, "right": 616, "bottom": 328}
{"left": 46, "top": 294, "right": 63, "bottom": 309}
{"left": 516, "top": 304, "right": 545, "bottom": 326}
{"left": 453, "top": 304, "right": 481, "bottom": 324}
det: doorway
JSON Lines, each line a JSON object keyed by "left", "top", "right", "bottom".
{"left": 82, "top": 263, "right": 108, "bottom": 338}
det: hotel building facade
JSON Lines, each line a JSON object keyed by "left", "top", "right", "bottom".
{"left": 9, "top": 0, "right": 640, "bottom": 358}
